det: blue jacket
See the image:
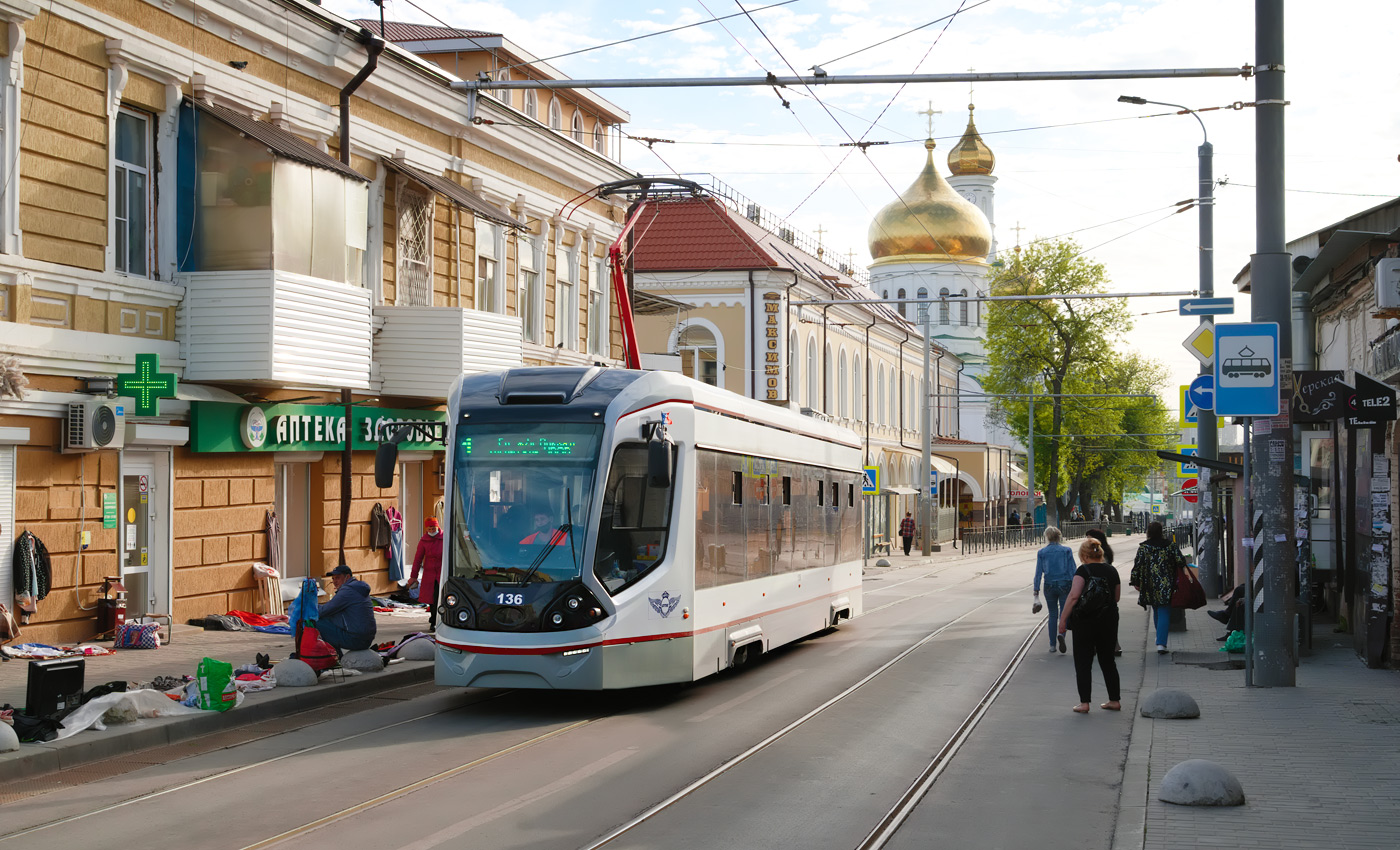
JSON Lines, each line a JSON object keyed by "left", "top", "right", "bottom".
{"left": 1034, "top": 542, "right": 1076, "bottom": 591}
{"left": 319, "top": 579, "right": 375, "bottom": 637}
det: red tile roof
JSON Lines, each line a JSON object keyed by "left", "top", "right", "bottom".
{"left": 353, "top": 20, "right": 499, "bottom": 42}
{"left": 632, "top": 197, "right": 779, "bottom": 271}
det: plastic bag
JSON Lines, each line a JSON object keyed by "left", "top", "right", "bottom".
{"left": 1219, "top": 631, "right": 1245, "bottom": 653}
{"left": 196, "top": 657, "right": 237, "bottom": 711}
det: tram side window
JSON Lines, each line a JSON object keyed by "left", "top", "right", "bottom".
{"left": 594, "top": 444, "right": 675, "bottom": 594}
{"left": 695, "top": 451, "right": 720, "bottom": 590}
{"left": 782, "top": 476, "right": 792, "bottom": 506}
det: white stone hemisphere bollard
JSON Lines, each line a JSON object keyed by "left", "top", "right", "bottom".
{"left": 398, "top": 639, "right": 437, "bottom": 661}
{"left": 875, "top": 558, "right": 892, "bottom": 567}
{"left": 0, "top": 721, "right": 19, "bottom": 752}
{"left": 1159, "top": 759, "right": 1245, "bottom": 806}
{"left": 273, "top": 659, "right": 319, "bottom": 687}
{"left": 1140, "top": 687, "right": 1201, "bottom": 718}
{"left": 341, "top": 649, "right": 385, "bottom": 672}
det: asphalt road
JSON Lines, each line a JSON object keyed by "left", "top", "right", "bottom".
{"left": 0, "top": 538, "right": 1148, "bottom": 850}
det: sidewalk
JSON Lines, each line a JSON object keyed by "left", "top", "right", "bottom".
{"left": 1116, "top": 605, "right": 1400, "bottom": 850}
{"left": 0, "top": 609, "right": 434, "bottom": 780}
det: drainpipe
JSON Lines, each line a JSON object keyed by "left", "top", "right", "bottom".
{"left": 339, "top": 32, "right": 386, "bottom": 166}
{"left": 748, "top": 270, "right": 756, "bottom": 398}
{"left": 955, "top": 361, "right": 965, "bottom": 437}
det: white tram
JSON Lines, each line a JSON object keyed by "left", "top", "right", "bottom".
{"left": 383, "top": 366, "right": 865, "bottom": 689}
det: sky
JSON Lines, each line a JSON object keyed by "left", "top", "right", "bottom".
{"left": 324, "top": 0, "right": 1398, "bottom": 414}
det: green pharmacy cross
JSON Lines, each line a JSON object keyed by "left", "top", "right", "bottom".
{"left": 116, "top": 353, "right": 178, "bottom": 416}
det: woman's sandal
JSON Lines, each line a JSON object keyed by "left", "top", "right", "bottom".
{"left": 1100, "top": 701, "right": 1122, "bottom": 711}
{"left": 1072, "top": 704, "right": 1090, "bottom": 714}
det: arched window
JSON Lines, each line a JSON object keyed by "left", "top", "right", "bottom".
{"left": 845, "top": 352, "right": 856, "bottom": 420}
{"left": 959, "top": 289, "right": 969, "bottom": 325}
{"left": 888, "top": 370, "right": 896, "bottom": 428}
{"left": 593, "top": 124, "right": 607, "bottom": 154}
{"left": 938, "top": 287, "right": 950, "bottom": 324}
{"left": 806, "top": 337, "right": 818, "bottom": 407}
{"left": 495, "top": 68, "right": 510, "bottom": 103}
{"left": 824, "top": 343, "right": 834, "bottom": 413}
{"left": 571, "top": 111, "right": 585, "bottom": 143}
{"left": 789, "top": 330, "right": 799, "bottom": 403}
{"left": 549, "top": 98, "right": 562, "bottom": 130}
{"left": 916, "top": 287, "right": 929, "bottom": 324}
{"left": 897, "top": 288, "right": 907, "bottom": 321}
{"left": 524, "top": 89, "right": 537, "bottom": 121}
{"left": 876, "top": 364, "right": 886, "bottom": 425}
{"left": 837, "top": 350, "right": 849, "bottom": 419}
{"left": 677, "top": 324, "right": 719, "bottom": 386}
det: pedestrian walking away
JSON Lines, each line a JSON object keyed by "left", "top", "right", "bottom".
{"left": 1130, "top": 521, "right": 1181, "bottom": 654}
{"left": 900, "top": 512, "right": 916, "bottom": 556}
{"left": 1057, "top": 537, "right": 1121, "bottom": 713}
{"left": 1084, "top": 528, "right": 1122, "bottom": 657}
{"left": 410, "top": 517, "right": 444, "bottom": 631}
{"left": 1033, "top": 526, "right": 1076, "bottom": 654}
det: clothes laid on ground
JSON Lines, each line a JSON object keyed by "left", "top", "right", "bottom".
{"left": 225, "top": 610, "right": 288, "bottom": 627}
{"left": 1, "top": 643, "right": 114, "bottom": 660}
{"left": 53, "top": 689, "right": 203, "bottom": 740}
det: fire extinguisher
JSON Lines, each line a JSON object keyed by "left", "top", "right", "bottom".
{"left": 97, "top": 576, "right": 127, "bottom": 635}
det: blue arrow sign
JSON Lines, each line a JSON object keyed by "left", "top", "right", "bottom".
{"left": 1188, "top": 375, "right": 1215, "bottom": 411}
{"left": 1180, "top": 297, "right": 1236, "bottom": 316}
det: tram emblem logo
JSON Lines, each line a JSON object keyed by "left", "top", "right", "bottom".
{"left": 648, "top": 591, "right": 681, "bottom": 618}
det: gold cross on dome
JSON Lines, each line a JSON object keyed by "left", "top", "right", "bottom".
{"left": 1010, "top": 221, "right": 1027, "bottom": 247}
{"left": 967, "top": 67, "right": 976, "bottom": 101}
{"left": 917, "top": 102, "right": 942, "bottom": 138}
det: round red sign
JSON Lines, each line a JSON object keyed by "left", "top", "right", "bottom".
{"left": 1181, "top": 477, "right": 1199, "bottom": 504}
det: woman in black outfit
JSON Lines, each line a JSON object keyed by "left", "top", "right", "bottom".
{"left": 1057, "top": 537, "right": 1122, "bottom": 714}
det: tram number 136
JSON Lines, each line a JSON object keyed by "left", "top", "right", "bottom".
{"left": 496, "top": 593, "right": 525, "bottom": 605}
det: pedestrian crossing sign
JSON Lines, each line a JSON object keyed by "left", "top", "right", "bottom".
{"left": 1177, "top": 444, "right": 1199, "bottom": 478}
{"left": 862, "top": 466, "right": 880, "bottom": 495}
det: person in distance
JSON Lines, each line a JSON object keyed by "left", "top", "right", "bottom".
{"left": 1058, "top": 537, "right": 1122, "bottom": 714}
{"left": 410, "top": 517, "right": 444, "bottom": 631}
{"left": 318, "top": 565, "right": 376, "bottom": 652}
{"left": 899, "top": 511, "right": 916, "bottom": 556}
{"left": 1084, "top": 528, "right": 1123, "bottom": 658}
{"left": 1130, "top": 521, "right": 1182, "bottom": 655}
{"left": 1033, "top": 526, "right": 1076, "bottom": 655}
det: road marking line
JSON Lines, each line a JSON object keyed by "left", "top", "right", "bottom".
{"left": 687, "top": 669, "right": 807, "bottom": 723}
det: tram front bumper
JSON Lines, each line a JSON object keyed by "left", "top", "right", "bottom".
{"left": 435, "top": 636, "right": 695, "bottom": 690}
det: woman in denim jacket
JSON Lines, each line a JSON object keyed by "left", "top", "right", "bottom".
{"left": 1034, "top": 526, "right": 1077, "bottom": 653}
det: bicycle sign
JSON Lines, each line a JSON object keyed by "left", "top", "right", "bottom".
{"left": 1214, "top": 323, "right": 1280, "bottom": 416}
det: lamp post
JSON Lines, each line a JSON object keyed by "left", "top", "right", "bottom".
{"left": 1118, "top": 95, "right": 1220, "bottom": 597}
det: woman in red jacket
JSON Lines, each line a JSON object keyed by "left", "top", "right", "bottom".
{"left": 410, "top": 518, "right": 444, "bottom": 631}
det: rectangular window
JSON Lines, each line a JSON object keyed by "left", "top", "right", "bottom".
{"left": 476, "top": 220, "right": 498, "bottom": 312}
{"left": 396, "top": 179, "right": 432, "bottom": 306}
{"left": 114, "top": 109, "right": 151, "bottom": 277}
{"left": 848, "top": 483, "right": 855, "bottom": 507}
{"left": 556, "top": 240, "right": 577, "bottom": 349}
{"left": 519, "top": 234, "right": 540, "bottom": 342}
{"left": 782, "top": 475, "right": 791, "bottom": 506}
{"left": 830, "top": 481, "right": 838, "bottom": 508}
{"left": 589, "top": 256, "right": 609, "bottom": 355}
{"left": 817, "top": 479, "right": 824, "bottom": 507}
{"left": 732, "top": 470, "right": 743, "bottom": 505}
{"left": 594, "top": 443, "right": 676, "bottom": 594}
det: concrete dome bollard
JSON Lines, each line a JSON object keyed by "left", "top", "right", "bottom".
{"left": 1159, "top": 759, "right": 1245, "bottom": 806}
{"left": 875, "top": 558, "right": 892, "bottom": 567}
{"left": 273, "top": 659, "right": 318, "bottom": 687}
{"left": 341, "top": 649, "right": 385, "bottom": 672}
{"left": 398, "top": 639, "right": 437, "bottom": 661}
{"left": 1140, "top": 687, "right": 1201, "bottom": 719}
{"left": 0, "top": 721, "right": 19, "bottom": 752}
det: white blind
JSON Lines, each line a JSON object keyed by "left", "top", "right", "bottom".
{"left": 0, "top": 447, "right": 15, "bottom": 605}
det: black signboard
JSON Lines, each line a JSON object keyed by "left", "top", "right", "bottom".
{"left": 1345, "top": 371, "right": 1397, "bottom": 429}
{"left": 1292, "top": 370, "right": 1348, "bottom": 422}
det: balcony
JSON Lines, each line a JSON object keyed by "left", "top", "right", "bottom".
{"left": 374, "top": 306, "right": 524, "bottom": 399}
{"left": 179, "top": 270, "right": 373, "bottom": 389}
{"left": 1370, "top": 325, "right": 1400, "bottom": 385}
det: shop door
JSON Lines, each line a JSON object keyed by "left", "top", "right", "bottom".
{"left": 399, "top": 460, "right": 425, "bottom": 566}
{"left": 275, "top": 462, "right": 311, "bottom": 578}
{"left": 120, "top": 452, "right": 171, "bottom": 619}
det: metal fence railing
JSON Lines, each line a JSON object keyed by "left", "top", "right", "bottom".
{"left": 960, "top": 520, "right": 1135, "bottom": 555}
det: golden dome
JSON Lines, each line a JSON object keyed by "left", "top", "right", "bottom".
{"left": 947, "top": 104, "right": 995, "bottom": 176}
{"left": 868, "top": 139, "right": 992, "bottom": 265}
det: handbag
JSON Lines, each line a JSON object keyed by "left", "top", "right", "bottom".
{"left": 114, "top": 622, "right": 162, "bottom": 649}
{"left": 1169, "top": 565, "right": 1207, "bottom": 609}
{"left": 0, "top": 602, "right": 19, "bottom": 642}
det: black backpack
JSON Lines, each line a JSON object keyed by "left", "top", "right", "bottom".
{"left": 1071, "top": 570, "right": 1113, "bottom": 626}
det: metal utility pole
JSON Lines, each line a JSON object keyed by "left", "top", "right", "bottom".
{"left": 1249, "top": 0, "right": 1295, "bottom": 686}
{"left": 1119, "top": 94, "right": 1221, "bottom": 596}
{"left": 922, "top": 307, "right": 934, "bottom": 555}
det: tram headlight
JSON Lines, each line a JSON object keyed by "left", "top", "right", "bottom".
{"left": 551, "top": 613, "right": 564, "bottom": 626}
{"left": 457, "top": 610, "right": 470, "bottom": 624}
{"left": 445, "top": 594, "right": 459, "bottom": 607}
{"left": 566, "top": 597, "right": 580, "bottom": 610}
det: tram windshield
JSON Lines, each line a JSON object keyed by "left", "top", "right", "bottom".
{"left": 450, "top": 422, "right": 603, "bottom": 583}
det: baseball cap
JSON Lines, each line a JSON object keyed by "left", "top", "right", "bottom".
{"left": 325, "top": 564, "right": 353, "bottom": 577}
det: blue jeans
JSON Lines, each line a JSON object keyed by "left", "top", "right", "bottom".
{"left": 317, "top": 617, "right": 374, "bottom": 651}
{"left": 1152, "top": 605, "right": 1171, "bottom": 647}
{"left": 1043, "top": 581, "right": 1071, "bottom": 646}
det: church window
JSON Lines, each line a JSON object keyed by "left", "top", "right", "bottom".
{"left": 959, "top": 289, "right": 969, "bottom": 325}
{"left": 916, "top": 288, "right": 928, "bottom": 324}
{"left": 806, "top": 337, "right": 818, "bottom": 407}
{"left": 897, "top": 288, "right": 907, "bottom": 321}
{"left": 938, "top": 288, "right": 950, "bottom": 324}
{"left": 837, "top": 350, "right": 848, "bottom": 418}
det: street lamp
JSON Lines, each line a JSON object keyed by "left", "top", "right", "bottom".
{"left": 1118, "top": 94, "right": 1219, "bottom": 595}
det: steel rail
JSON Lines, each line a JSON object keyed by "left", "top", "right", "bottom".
{"left": 454, "top": 67, "right": 1253, "bottom": 91}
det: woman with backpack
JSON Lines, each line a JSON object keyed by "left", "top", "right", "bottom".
{"left": 1130, "top": 521, "right": 1181, "bottom": 655}
{"left": 1057, "top": 537, "right": 1122, "bottom": 714}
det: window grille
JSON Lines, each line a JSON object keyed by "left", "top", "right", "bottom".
{"left": 397, "top": 181, "right": 432, "bottom": 306}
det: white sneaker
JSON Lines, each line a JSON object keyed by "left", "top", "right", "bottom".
{"left": 1156, "top": 644, "right": 1168, "bottom": 654}
{"left": 1049, "top": 646, "right": 1057, "bottom": 654}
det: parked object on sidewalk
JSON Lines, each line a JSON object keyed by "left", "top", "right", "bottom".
{"left": 195, "top": 657, "right": 237, "bottom": 712}
{"left": 1140, "top": 688, "right": 1201, "bottom": 719}
{"left": 341, "top": 649, "right": 384, "bottom": 672}
{"left": 1, "top": 601, "right": 20, "bottom": 642}
{"left": 272, "top": 658, "right": 318, "bottom": 687}
{"left": 0, "top": 721, "right": 18, "bottom": 752}
{"left": 51, "top": 689, "right": 202, "bottom": 740}
{"left": 113, "top": 622, "right": 162, "bottom": 649}
{"left": 26, "top": 656, "right": 85, "bottom": 717}
{"left": 96, "top": 577, "right": 127, "bottom": 636}
{"left": 296, "top": 625, "right": 339, "bottom": 673}
{"left": 1169, "top": 564, "right": 1207, "bottom": 610}
{"left": 1159, "top": 759, "right": 1245, "bottom": 806}
{"left": 252, "top": 562, "right": 282, "bottom": 616}
{"left": 1219, "top": 631, "right": 1245, "bottom": 653}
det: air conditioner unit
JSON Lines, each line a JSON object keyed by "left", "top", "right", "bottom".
{"left": 64, "top": 401, "right": 125, "bottom": 452}
{"left": 1375, "top": 258, "right": 1400, "bottom": 310}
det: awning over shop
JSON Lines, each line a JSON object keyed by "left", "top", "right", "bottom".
{"left": 381, "top": 157, "right": 520, "bottom": 230}
{"left": 931, "top": 456, "right": 957, "bottom": 476}
{"left": 883, "top": 486, "right": 919, "bottom": 496}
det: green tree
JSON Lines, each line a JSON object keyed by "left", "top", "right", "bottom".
{"left": 984, "top": 240, "right": 1171, "bottom": 524}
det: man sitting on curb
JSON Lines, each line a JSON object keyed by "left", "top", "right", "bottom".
{"left": 318, "top": 565, "right": 376, "bottom": 652}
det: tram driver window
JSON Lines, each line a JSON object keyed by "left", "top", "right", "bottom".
{"left": 594, "top": 444, "right": 676, "bottom": 593}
